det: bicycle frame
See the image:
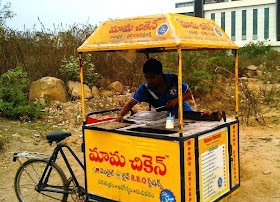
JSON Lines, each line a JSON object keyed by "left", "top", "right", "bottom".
{"left": 37, "top": 143, "right": 85, "bottom": 195}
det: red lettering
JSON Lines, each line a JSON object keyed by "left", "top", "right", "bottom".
{"left": 89, "top": 147, "right": 102, "bottom": 162}
{"left": 129, "top": 157, "right": 143, "bottom": 171}
{"left": 109, "top": 24, "right": 133, "bottom": 33}
{"left": 180, "top": 20, "right": 199, "bottom": 29}
{"left": 154, "top": 156, "right": 166, "bottom": 176}
{"left": 199, "top": 22, "right": 212, "bottom": 30}
{"left": 142, "top": 155, "right": 153, "bottom": 173}
{"left": 89, "top": 148, "right": 126, "bottom": 167}
{"left": 99, "top": 151, "right": 109, "bottom": 161}
{"left": 135, "top": 20, "right": 158, "bottom": 31}
{"left": 142, "top": 177, "right": 147, "bottom": 184}
{"left": 109, "top": 151, "right": 125, "bottom": 167}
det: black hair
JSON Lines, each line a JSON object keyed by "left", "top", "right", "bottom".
{"left": 142, "top": 58, "right": 163, "bottom": 74}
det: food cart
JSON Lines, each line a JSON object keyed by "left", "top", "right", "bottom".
{"left": 77, "top": 13, "right": 240, "bottom": 202}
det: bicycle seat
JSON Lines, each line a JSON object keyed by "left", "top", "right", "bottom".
{"left": 46, "top": 131, "right": 72, "bottom": 144}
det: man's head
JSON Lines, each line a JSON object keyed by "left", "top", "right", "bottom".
{"left": 143, "top": 58, "right": 163, "bottom": 74}
{"left": 142, "top": 59, "right": 163, "bottom": 88}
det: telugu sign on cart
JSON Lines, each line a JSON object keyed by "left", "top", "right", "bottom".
{"left": 84, "top": 129, "right": 181, "bottom": 202}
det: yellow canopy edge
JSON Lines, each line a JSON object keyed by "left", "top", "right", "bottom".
{"left": 77, "top": 13, "right": 239, "bottom": 52}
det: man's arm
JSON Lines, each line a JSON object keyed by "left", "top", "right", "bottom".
{"left": 116, "top": 99, "right": 137, "bottom": 122}
{"left": 166, "top": 88, "right": 192, "bottom": 108}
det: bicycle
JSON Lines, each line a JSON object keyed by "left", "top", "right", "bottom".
{"left": 13, "top": 108, "right": 123, "bottom": 202}
{"left": 13, "top": 131, "right": 86, "bottom": 201}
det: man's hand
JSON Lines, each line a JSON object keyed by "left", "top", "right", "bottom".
{"left": 166, "top": 98, "right": 178, "bottom": 108}
{"left": 116, "top": 99, "right": 137, "bottom": 122}
{"left": 116, "top": 114, "right": 124, "bottom": 122}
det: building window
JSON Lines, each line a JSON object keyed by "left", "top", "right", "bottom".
{"left": 175, "top": 2, "right": 194, "bottom": 8}
{"left": 231, "top": 11, "right": 236, "bottom": 41}
{"left": 264, "top": 8, "right": 269, "bottom": 39}
{"left": 253, "top": 9, "right": 258, "bottom": 40}
{"left": 221, "top": 12, "right": 225, "bottom": 31}
{"left": 211, "top": 13, "right": 215, "bottom": 21}
{"left": 242, "top": 10, "right": 247, "bottom": 40}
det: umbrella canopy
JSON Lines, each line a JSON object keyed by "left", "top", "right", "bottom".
{"left": 77, "top": 13, "right": 238, "bottom": 52}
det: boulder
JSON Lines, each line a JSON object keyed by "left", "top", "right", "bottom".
{"left": 99, "top": 89, "right": 114, "bottom": 97}
{"left": 67, "top": 81, "right": 92, "bottom": 99}
{"left": 246, "top": 66, "right": 257, "bottom": 77}
{"left": 108, "top": 81, "right": 124, "bottom": 94}
{"left": 91, "top": 86, "right": 100, "bottom": 98}
{"left": 239, "top": 77, "right": 248, "bottom": 82}
{"left": 256, "top": 70, "right": 263, "bottom": 77}
{"left": 29, "top": 77, "right": 68, "bottom": 104}
{"left": 246, "top": 65, "right": 258, "bottom": 71}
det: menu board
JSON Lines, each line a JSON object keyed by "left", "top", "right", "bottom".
{"left": 198, "top": 128, "right": 230, "bottom": 202}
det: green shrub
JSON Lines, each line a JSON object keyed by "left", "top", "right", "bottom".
{"left": 59, "top": 54, "right": 100, "bottom": 87}
{"left": 0, "top": 67, "right": 42, "bottom": 119}
{"left": 239, "top": 41, "right": 271, "bottom": 58}
{"left": 187, "top": 69, "right": 217, "bottom": 94}
{"left": 161, "top": 51, "right": 229, "bottom": 95}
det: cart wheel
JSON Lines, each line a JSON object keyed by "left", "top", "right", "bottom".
{"left": 14, "top": 159, "right": 69, "bottom": 202}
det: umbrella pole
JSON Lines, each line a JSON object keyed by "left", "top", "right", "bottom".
{"left": 234, "top": 49, "right": 239, "bottom": 119}
{"left": 177, "top": 47, "right": 183, "bottom": 136}
{"left": 79, "top": 53, "right": 86, "bottom": 123}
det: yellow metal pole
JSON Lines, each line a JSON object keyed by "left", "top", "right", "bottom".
{"left": 177, "top": 47, "right": 184, "bottom": 135}
{"left": 79, "top": 53, "right": 86, "bottom": 122}
{"left": 234, "top": 49, "right": 239, "bottom": 119}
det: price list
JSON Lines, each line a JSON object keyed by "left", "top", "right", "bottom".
{"left": 199, "top": 128, "right": 229, "bottom": 202}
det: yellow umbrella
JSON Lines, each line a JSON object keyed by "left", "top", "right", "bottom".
{"left": 77, "top": 13, "right": 239, "bottom": 134}
{"left": 78, "top": 13, "right": 238, "bottom": 52}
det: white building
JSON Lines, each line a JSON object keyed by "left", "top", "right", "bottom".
{"left": 174, "top": 0, "right": 280, "bottom": 50}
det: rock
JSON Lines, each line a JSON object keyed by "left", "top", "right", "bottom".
{"left": 262, "top": 170, "right": 271, "bottom": 175}
{"left": 259, "top": 64, "right": 264, "bottom": 70}
{"left": 247, "top": 65, "right": 258, "bottom": 71}
{"left": 99, "top": 90, "right": 114, "bottom": 97}
{"left": 108, "top": 81, "right": 124, "bottom": 94}
{"left": 29, "top": 77, "right": 68, "bottom": 104}
{"left": 67, "top": 81, "right": 92, "bottom": 99}
{"left": 11, "top": 133, "right": 21, "bottom": 138}
{"left": 239, "top": 77, "right": 248, "bottom": 82}
{"left": 246, "top": 65, "right": 258, "bottom": 77}
{"left": 256, "top": 70, "right": 263, "bottom": 77}
{"left": 91, "top": 86, "right": 100, "bottom": 98}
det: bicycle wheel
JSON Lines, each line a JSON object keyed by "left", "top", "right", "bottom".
{"left": 14, "top": 159, "right": 69, "bottom": 202}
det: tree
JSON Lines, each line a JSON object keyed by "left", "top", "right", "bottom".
{"left": 0, "top": 0, "right": 15, "bottom": 29}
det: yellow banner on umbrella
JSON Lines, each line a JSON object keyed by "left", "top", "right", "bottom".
{"left": 77, "top": 13, "right": 238, "bottom": 52}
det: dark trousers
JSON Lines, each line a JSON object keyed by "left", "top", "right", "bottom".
{"left": 182, "top": 111, "right": 221, "bottom": 121}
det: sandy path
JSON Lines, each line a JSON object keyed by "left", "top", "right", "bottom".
{"left": 0, "top": 118, "right": 279, "bottom": 201}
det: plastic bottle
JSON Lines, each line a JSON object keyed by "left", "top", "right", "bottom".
{"left": 165, "top": 113, "right": 174, "bottom": 129}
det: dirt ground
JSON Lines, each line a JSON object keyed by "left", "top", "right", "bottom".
{"left": 0, "top": 114, "right": 280, "bottom": 202}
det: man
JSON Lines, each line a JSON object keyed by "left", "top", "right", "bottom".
{"left": 116, "top": 58, "right": 193, "bottom": 122}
